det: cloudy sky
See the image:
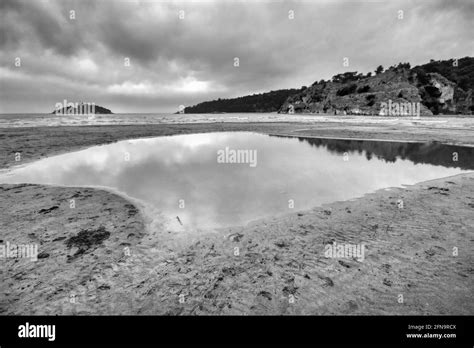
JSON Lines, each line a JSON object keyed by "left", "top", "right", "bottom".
{"left": 0, "top": 0, "right": 472, "bottom": 113}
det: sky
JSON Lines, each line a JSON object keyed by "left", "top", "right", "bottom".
{"left": 0, "top": 0, "right": 473, "bottom": 113}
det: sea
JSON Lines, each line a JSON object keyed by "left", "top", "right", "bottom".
{"left": 0, "top": 113, "right": 323, "bottom": 128}
{"left": 0, "top": 112, "right": 436, "bottom": 128}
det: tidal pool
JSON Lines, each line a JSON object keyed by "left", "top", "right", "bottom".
{"left": 1, "top": 132, "right": 472, "bottom": 230}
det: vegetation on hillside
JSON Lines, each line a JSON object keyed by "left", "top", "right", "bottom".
{"left": 413, "top": 57, "right": 474, "bottom": 92}
{"left": 184, "top": 89, "right": 303, "bottom": 113}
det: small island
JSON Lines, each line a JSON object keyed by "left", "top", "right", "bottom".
{"left": 52, "top": 101, "right": 113, "bottom": 115}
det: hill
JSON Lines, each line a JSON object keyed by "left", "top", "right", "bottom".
{"left": 183, "top": 57, "right": 473, "bottom": 115}
{"left": 183, "top": 89, "right": 303, "bottom": 113}
{"left": 279, "top": 57, "right": 474, "bottom": 115}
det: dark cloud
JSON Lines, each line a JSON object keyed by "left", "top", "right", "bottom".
{"left": 0, "top": 0, "right": 473, "bottom": 113}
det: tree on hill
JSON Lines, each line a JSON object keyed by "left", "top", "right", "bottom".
{"left": 397, "top": 62, "right": 411, "bottom": 69}
{"left": 375, "top": 65, "right": 384, "bottom": 75}
{"left": 332, "top": 71, "right": 361, "bottom": 83}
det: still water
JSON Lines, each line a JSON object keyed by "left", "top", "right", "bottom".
{"left": 1, "top": 132, "right": 471, "bottom": 230}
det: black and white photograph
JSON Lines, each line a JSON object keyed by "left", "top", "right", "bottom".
{"left": 0, "top": 0, "right": 473, "bottom": 345}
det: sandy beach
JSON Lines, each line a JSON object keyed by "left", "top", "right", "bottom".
{"left": 1, "top": 117, "right": 473, "bottom": 315}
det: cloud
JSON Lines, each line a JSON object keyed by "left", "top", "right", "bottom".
{"left": 0, "top": 0, "right": 473, "bottom": 113}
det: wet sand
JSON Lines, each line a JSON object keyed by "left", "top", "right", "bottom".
{"left": 1, "top": 117, "right": 473, "bottom": 315}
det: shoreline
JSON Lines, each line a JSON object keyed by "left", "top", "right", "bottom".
{"left": 1, "top": 120, "right": 473, "bottom": 315}
{"left": 267, "top": 133, "right": 474, "bottom": 147}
